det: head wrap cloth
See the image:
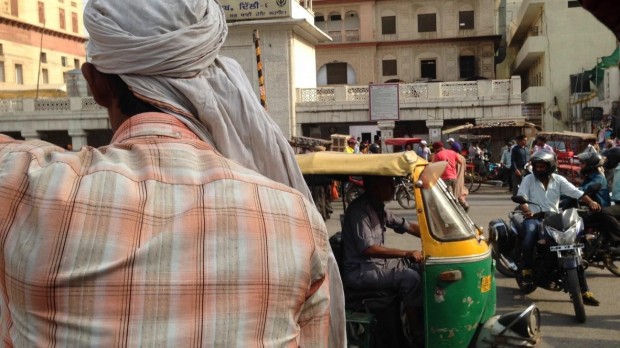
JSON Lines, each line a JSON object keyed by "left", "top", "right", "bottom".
{"left": 84, "top": 0, "right": 310, "bottom": 198}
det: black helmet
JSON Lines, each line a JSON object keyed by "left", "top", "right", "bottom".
{"left": 577, "top": 151, "right": 603, "bottom": 175}
{"left": 369, "top": 143, "right": 380, "bottom": 153}
{"left": 602, "top": 147, "right": 620, "bottom": 171}
{"left": 530, "top": 150, "right": 556, "bottom": 181}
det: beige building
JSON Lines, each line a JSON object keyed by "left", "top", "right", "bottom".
{"left": 313, "top": 0, "right": 501, "bottom": 85}
{"left": 498, "top": 0, "right": 618, "bottom": 130}
{"left": 0, "top": 0, "right": 87, "bottom": 97}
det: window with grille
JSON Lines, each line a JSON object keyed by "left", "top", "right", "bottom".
{"left": 459, "top": 11, "right": 474, "bottom": 29}
{"left": 0, "top": 44, "right": 4, "bottom": 56}
{"left": 61, "top": 56, "right": 67, "bottom": 67}
{"left": 15, "top": 64, "right": 23, "bottom": 84}
{"left": 38, "top": 1, "right": 45, "bottom": 23}
{"left": 382, "top": 59, "right": 397, "bottom": 76}
{"left": 59, "top": 9, "right": 65, "bottom": 29}
{"left": 418, "top": 13, "right": 436, "bottom": 32}
{"left": 382, "top": 16, "right": 396, "bottom": 35}
{"left": 74, "top": 58, "right": 80, "bottom": 69}
{"left": 420, "top": 59, "right": 436, "bottom": 79}
{"left": 459, "top": 56, "right": 476, "bottom": 79}
{"left": 0, "top": 62, "right": 5, "bottom": 82}
{"left": 40, "top": 52, "right": 47, "bottom": 63}
{"left": 326, "top": 62, "right": 348, "bottom": 85}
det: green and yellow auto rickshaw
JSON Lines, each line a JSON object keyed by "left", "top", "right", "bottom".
{"left": 296, "top": 150, "right": 540, "bottom": 347}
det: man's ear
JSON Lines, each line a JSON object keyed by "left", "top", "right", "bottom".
{"left": 81, "top": 62, "right": 117, "bottom": 108}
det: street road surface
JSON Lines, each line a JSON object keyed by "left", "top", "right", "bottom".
{"left": 324, "top": 185, "right": 620, "bottom": 347}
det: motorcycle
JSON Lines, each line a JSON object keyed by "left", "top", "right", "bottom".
{"left": 560, "top": 196, "right": 620, "bottom": 277}
{"left": 489, "top": 196, "right": 590, "bottom": 323}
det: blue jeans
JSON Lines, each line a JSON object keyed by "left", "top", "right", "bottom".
{"left": 520, "top": 218, "right": 541, "bottom": 269}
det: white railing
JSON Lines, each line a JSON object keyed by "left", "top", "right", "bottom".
{"left": 0, "top": 97, "right": 103, "bottom": 114}
{"left": 0, "top": 99, "right": 23, "bottom": 112}
{"left": 298, "top": 78, "right": 520, "bottom": 103}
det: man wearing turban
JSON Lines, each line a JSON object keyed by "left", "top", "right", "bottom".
{"left": 0, "top": 0, "right": 345, "bottom": 346}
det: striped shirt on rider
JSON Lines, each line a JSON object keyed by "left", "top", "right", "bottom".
{"left": 0, "top": 113, "right": 331, "bottom": 347}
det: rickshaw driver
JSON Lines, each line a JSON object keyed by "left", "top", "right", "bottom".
{"left": 341, "top": 175, "right": 424, "bottom": 341}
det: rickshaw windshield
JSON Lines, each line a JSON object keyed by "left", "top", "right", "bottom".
{"left": 419, "top": 162, "right": 477, "bottom": 241}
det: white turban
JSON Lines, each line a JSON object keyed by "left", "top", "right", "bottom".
{"left": 84, "top": 0, "right": 309, "bottom": 198}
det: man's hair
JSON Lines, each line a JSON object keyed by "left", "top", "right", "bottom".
{"left": 516, "top": 134, "right": 527, "bottom": 141}
{"left": 536, "top": 135, "right": 547, "bottom": 142}
{"left": 108, "top": 74, "right": 160, "bottom": 117}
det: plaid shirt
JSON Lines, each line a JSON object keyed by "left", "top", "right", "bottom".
{"left": 0, "top": 113, "right": 331, "bottom": 347}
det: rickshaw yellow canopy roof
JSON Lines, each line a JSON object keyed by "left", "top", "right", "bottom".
{"left": 296, "top": 151, "right": 424, "bottom": 177}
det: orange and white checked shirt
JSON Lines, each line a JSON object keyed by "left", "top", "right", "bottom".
{"left": 0, "top": 113, "right": 331, "bottom": 347}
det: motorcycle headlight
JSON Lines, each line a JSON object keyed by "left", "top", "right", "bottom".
{"left": 546, "top": 221, "right": 582, "bottom": 245}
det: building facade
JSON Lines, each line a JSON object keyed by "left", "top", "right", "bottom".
{"left": 0, "top": 0, "right": 87, "bottom": 97}
{"left": 498, "top": 0, "right": 617, "bottom": 130}
{"left": 313, "top": 0, "right": 501, "bottom": 85}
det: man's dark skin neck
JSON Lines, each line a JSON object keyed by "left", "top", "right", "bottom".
{"left": 81, "top": 62, "right": 131, "bottom": 132}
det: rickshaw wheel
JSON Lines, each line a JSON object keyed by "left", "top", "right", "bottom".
{"left": 516, "top": 275, "right": 537, "bottom": 294}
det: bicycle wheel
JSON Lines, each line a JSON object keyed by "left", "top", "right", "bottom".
{"left": 469, "top": 173, "right": 482, "bottom": 193}
{"left": 464, "top": 172, "right": 475, "bottom": 191}
{"left": 396, "top": 186, "right": 416, "bottom": 209}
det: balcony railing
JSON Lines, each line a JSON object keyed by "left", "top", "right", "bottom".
{"left": 0, "top": 97, "right": 104, "bottom": 114}
{"left": 298, "top": 78, "right": 517, "bottom": 103}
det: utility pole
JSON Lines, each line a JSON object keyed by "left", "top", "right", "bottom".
{"left": 253, "top": 29, "right": 267, "bottom": 109}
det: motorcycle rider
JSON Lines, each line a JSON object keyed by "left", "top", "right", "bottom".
{"left": 516, "top": 150, "right": 601, "bottom": 306}
{"left": 577, "top": 151, "right": 620, "bottom": 242}
{"left": 369, "top": 143, "right": 381, "bottom": 154}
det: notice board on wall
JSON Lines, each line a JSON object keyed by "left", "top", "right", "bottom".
{"left": 369, "top": 83, "right": 399, "bottom": 121}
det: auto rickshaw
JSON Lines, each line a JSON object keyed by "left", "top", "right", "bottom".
{"left": 296, "top": 150, "right": 540, "bottom": 347}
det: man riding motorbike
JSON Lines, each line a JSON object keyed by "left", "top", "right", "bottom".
{"left": 516, "top": 150, "right": 601, "bottom": 305}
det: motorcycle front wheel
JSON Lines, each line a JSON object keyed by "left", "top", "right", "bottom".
{"left": 566, "top": 268, "right": 586, "bottom": 323}
{"left": 516, "top": 274, "right": 537, "bottom": 294}
{"left": 395, "top": 186, "right": 416, "bottom": 209}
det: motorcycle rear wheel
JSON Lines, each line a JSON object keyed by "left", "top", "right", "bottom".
{"left": 396, "top": 186, "right": 416, "bottom": 209}
{"left": 604, "top": 255, "right": 620, "bottom": 276}
{"left": 566, "top": 268, "right": 586, "bottom": 323}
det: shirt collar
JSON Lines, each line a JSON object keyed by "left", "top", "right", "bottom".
{"left": 111, "top": 112, "right": 202, "bottom": 144}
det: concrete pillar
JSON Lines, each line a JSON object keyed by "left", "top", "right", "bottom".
{"left": 426, "top": 120, "right": 444, "bottom": 143}
{"left": 68, "top": 129, "right": 88, "bottom": 151}
{"left": 21, "top": 131, "right": 39, "bottom": 141}
{"left": 377, "top": 120, "right": 395, "bottom": 153}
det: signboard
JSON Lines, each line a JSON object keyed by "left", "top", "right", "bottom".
{"left": 220, "top": 0, "right": 292, "bottom": 21}
{"left": 369, "top": 84, "right": 400, "bottom": 121}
